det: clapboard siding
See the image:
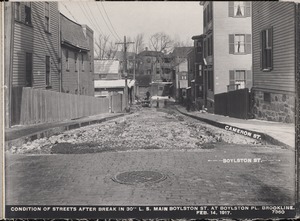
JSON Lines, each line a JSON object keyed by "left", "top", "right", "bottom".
{"left": 252, "top": 1, "right": 296, "bottom": 93}
{"left": 60, "top": 15, "right": 94, "bottom": 96}
{"left": 298, "top": 4, "right": 300, "bottom": 79}
{"left": 12, "top": 2, "right": 60, "bottom": 91}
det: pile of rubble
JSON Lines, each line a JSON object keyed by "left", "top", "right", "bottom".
{"left": 8, "top": 107, "right": 264, "bottom": 154}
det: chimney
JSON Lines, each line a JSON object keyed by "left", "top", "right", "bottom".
{"left": 145, "top": 47, "right": 148, "bottom": 51}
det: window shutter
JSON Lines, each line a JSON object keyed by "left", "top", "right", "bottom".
{"left": 229, "top": 34, "right": 234, "bottom": 54}
{"left": 211, "top": 36, "right": 213, "bottom": 56}
{"left": 204, "top": 8, "right": 207, "bottom": 27}
{"left": 245, "top": 2, "right": 251, "bottom": 17}
{"left": 245, "top": 70, "right": 252, "bottom": 89}
{"left": 269, "top": 27, "right": 273, "bottom": 69}
{"left": 229, "top": 70, "right": 235, "bottom": 85}
{"left": 245, "top": 34, "right": 251, "bottom": 54}
{"left": 260, "top": 31, "right": 263, "bottom": 69}
{"left": 228, "top": 2, "right": 234, "bottom": 17}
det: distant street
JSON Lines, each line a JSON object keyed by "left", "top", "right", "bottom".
{"left": 6, "top": 105, "right": 295, "bottom": 205}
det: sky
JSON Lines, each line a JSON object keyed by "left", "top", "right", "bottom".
{"left": 58, "top": 1, "right": 203, "bottom": 49}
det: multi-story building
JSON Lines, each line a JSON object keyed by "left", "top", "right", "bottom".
{"left": 200, "top": 1, "right": 252, "bottom": 112}
{"left": 60, "top": 14, "right": 94, "bottom": 96}
{"left": 251, "top": 1, "right": 297, "bottom": 123}
{"left": 171, "top": 47, "right": 193, "bottom": 102}
{"left": 187, "top": 35, "right": 204, "bottom": 109}
{"left": 5, "top": 2, "right": 61, "bottom": 126}
{"left": 10, "top": 2, "right": 61, "bottom": 91}
{"left": 137, "top": 48, "right": 164, "bottom": 82}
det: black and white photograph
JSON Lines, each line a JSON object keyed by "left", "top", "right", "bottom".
{"left": 2, "top": 0, "right": 299, "bottom": 219}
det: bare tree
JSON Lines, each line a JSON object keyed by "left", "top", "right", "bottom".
{"left": 94, "top": 34, "right": 110, "bottom": 59}
{"left": 172, "top": 34, "right": 193, "bottom": 50}
{"left": 125, "top": 36, "right": 134, "bottom": 53}
{"left": 149, "top": 32, "right": 173, "bottom": 52}
{"left": 106, "top": 41, "right": 119, "bottom": 59}
{"left": 133, "top": 33, "right": 145, "bottom": 54}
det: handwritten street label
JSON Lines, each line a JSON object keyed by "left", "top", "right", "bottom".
{"left": 224, "top": 125, "right": 262, "bottom": 140}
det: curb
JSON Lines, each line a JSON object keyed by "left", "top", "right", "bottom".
{"left": 175, "top": 107, "right": 290, "bottom": 148}
{"left": 5, "top": 113, "right": 128, "bottom": 150}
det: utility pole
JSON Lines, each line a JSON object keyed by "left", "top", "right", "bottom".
{"left": 128, "top": 55, "right": 142, "bottom": 104}
{"left": 116, "top": 36, "right": 134, "bottom": 110}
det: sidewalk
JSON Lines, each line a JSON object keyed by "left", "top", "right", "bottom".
{"left": 175, "top": 105, "right": 295, "bottom": 148}
{"left": 5, "top": 112, "right": 127, "bottom": 148}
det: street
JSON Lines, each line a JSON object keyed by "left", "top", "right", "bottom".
{"left": 5, "top": 105, "right": 295, "bottom": 205}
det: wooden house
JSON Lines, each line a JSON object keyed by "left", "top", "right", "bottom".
{"left": 200, "top": 1, "right": 252, "bottom": 113}
{"left": 252, "top": 1, "right": 297, "bottom": 123}
{"left": 11, "top": 2, "right": 60, "bottom": 91}
{"left": 5, "top": 2, "right": 61, "bottom": 126}
{"left": 60, "top": 13, "right": 94, "bottom": 96}
{"left": 187, "top": 35, "right": 204, "bottom": 109}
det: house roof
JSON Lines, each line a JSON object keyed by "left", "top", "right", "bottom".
{"left": 60, "top": 13, "right": 90, "bottom": 51}
{"left": 192, "top": 35, "right": 204, "bottom": 40}
{"left": 94, "top": 79, "right": 135, "bottom": 88}
{"left": 138, "top": 50, "right": 164, "bottom": 57}
{"left": 135, "top": 75, "right": 152, "bottom": 87}
{"left": 94, "top": 60, "right": 120, "bottom": 74}
{"left": 172, "top": 47, "right": 193, "bottom": 58}
{"left": 114, "top": 51, "right": 136, "bottom": 61}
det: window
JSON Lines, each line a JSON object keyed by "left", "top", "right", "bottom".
{"left": 197, "top": 41, "right": 202, "bottom": 53}
{"left": 81, "top": 54, "right": 84, "bottom": 71}
{"left": 65, "top": 50, "right": 69, "bottom": 70}
{"left": 25, "top": 53, "right": 33, "bottom": 87}
{"left": 207, "top": 70, "right": 213, "bottom": 91}
{"left": 46, "top": 56, "right": 51, "bottom": 87}
{"left": 261, "top": 27, "right": 273, "bottom": 70}
{"left": 100, "top": 74, "right": 107, "bottom": 79}
{"left": 75, "top": 53, "right": 78, "bottom": 72}
{"left": 229, "top": 34, "right": 251, "bottom": 54}
{"left": 44, "top": 2, "right": 50, "bottom": 32}
{"left": 156, "top": 69, "right": 160, "bottom": 74}
{"left": 208, "top": 2, "right": 212, "bottom": 23}
{"left": 24, "top": 3, "right": 31, "bottom": 25}
{"left": 203, "top": 39, "right": 207, "bottom": 58}
{"left": 234, "top": 2, "right": 245, "bottom": 16}
{"left": 234, "top": 34, "right": 245, "bottom": 53}
{"left": 264, "top": 92, "right": 271, "bottom": 102}
{"left": 208, "top": 35, "right": 213, "bottom": 56}
{"left": 229, "top": 70, "right": 252, "bottom": 90}
{"left": 15, "top": 2, "right": 21, "bottom": 21}
{"left": 235, "top": 70, "right": 246, "bottom": 89}
{"left": 89, "top": 55, "right": 92, "bottom": 72}
{"left": 229, "top": 2, "right": 251, "bottom": 17}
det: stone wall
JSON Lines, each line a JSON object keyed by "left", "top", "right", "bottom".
{"left": 252, "top": 90, "right": 295, "bottom": 123}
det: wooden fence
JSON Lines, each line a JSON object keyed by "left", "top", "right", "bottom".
{"left": 111, "top": 94, "right": 123, "bottom": 113}
{"left": 214, "top": 88, "right": 250, "bottom": 119}
{"left": 11, "top": 87, "right": 110, "bottom": 126}
{"left": 110, "top": 93, "right": 127, "bottom": 113}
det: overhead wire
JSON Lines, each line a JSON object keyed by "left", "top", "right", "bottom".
{"left": 99, "top": 1, "right": 122, "bottom": 41}
{"left": 80, "top": 2, "right": 104, "bottom": 36}
{"left": 61, "top": 2, "right": 78, "bottom": 23}
{"left": 95, "top": 3, "right": 120, "bottom": 42}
